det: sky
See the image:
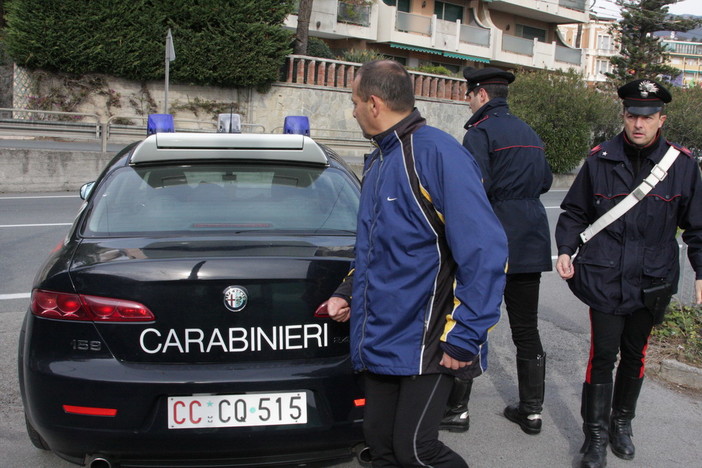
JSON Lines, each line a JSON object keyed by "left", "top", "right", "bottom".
{"left": 593, "top": 0, "right": 702, "bottom": 19}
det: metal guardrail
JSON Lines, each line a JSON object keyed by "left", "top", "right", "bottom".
{"left": 0, "top": 108, "right": 371, "bottom": 156}
{"left": 0, "top": 109, "right": 271, "bottom": 152}
{"left": 0, "top": 108, "right": 101, "bottom": 140}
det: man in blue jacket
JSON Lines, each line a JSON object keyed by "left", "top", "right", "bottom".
{"left": 441, "top": 67, "right": 553, "bottom": 436}
{"left": 556, "top": 79, "right": 702, "bottom": 468}
{"left": 327, "top": 60, "right": 507, "bottom": 467}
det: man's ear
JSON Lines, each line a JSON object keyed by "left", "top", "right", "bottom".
{"left": 368, "top": 94, "right": 383, "bottom": 117}
{"left": 478, "top": 87, "right": 490, "bottom": 103}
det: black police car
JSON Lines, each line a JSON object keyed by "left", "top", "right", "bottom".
{"left": 17, "top": 132, "right": 366, "bottom": 467}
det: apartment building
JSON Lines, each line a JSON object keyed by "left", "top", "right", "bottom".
{"left": 284, "top": 0, "right": 589, "bottom": 74}
{"left": 660, "top": 35, "right": 702, "bottom": 87}
{"left": 559, "top": 15, "right": 619, "bottom": 84}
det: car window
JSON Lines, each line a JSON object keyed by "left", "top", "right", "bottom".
{"left": 82, "top": 163, "right": 359, "bottom": 236}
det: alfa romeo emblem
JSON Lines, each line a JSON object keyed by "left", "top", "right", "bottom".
{"left": 223, "top": 286, "right": 248, "bottom": 312}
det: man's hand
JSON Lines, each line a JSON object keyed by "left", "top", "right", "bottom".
{"left": 556, "top": 253, "right": 574, "bottom": 280}
{"left": 696, "top": 279, "right": 702, "bottom": 305}
{"left": 439, "top": 353, "right": 472, "bottom": 370}
{"left": 327, "top": 296, "right": 351, "bottom": 322}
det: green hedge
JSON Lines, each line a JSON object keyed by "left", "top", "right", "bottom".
{"left": 4, "top": 0, "right": 295, "bottom": 89}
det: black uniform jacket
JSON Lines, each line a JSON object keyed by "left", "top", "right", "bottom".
{"left": 556, "top": 133, "right": 702, "bottom": 315}
{"left": 463, "top": 97, "right": 553, "bottom": 274}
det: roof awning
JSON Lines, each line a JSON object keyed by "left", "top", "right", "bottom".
{"left": 442, "top": 51, "right": 490, "bottom": 63}
{"left": 389, "top": 43, "right": 490, "bottom": 63}
{"left": 390, "top": 43, "right": 443, "bottom": 55}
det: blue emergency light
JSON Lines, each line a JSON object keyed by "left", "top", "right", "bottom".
{"left": 147, "top": 114, "right": 175, "bottom": 136}
{"left": 283, "top": 116, "right": 310, "bottom": 136}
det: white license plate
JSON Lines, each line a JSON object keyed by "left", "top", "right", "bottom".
{"left": 168, "top": 392, "right": 307, "bottom": 429}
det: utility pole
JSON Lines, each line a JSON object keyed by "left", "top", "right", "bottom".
{"left": 164, "top": 28, "right": 176, "bottom": 114}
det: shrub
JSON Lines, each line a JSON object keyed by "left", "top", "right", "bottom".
{"left": 651, "top": 302, "right": 702, "bottom": 368}
{"left": 411, "top": 65, "right": 454, "bottom": 77}
{"left": 510, "top": 69, "right": 621, "bottom": 174}
{"left": 665, "top": 86, "right": 702, "bottom": 156}
{"left": 306, "top": 37, "right": 335, "bottom": 59}
{"left": 340, "top": 48, "right": 386, "bottom": 63}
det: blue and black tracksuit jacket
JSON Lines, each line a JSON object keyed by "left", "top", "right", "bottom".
{"left": 335, "top": 109, "right": 508, "bottom": 379}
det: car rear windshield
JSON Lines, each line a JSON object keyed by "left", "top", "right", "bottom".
{"left": 82, "top": 163, "right": 359, "bottom": 237}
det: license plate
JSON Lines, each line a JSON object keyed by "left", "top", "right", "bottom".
{"left": 168, "top": 392, "right": 307, "bottom": 429}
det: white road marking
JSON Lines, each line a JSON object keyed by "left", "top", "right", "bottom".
{"left": 0, "top": 293, "right": 30, "bottom": 300}
{"left": 0, "top": 195, "right": 77, "bottom": 199}
{"left": 0, "top": 223, "right": 71, "bottom": 228}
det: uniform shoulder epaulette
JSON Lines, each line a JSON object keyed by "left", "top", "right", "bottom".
{"left": 668, "top": 141, "right": 693, "bottom": 158}
{"left": 588, "top": 144, "right": 602, "bottom": 157}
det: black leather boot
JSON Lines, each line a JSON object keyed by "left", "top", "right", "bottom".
{"left": 609, "top": 375, "right": 643, "bottom": 460}
{"left": 439, "top": 378, "right": 472, "bottom": 432}
{"left": 503, "top": 354, "right": 545, "bottom": 435}
{"left": 580, "top": 382, "right": 613, "bottom": 468}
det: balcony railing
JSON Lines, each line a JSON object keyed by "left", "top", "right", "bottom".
{"left": 460, "top": 24, "right": 490, "bottom": 47}
{"left": 283, "top": 55, "right": 468, "bottom": 103}
{"left": 503, "top": 36, "right": 534, "bottom": 56}
{"left": 555, "top": 45, "right": 582, "bottom": 65}
{"left": 559, "top": 0, "right": 588, "bottom": 12}
{"left": 337, "top": 1, "right": 371, "bottom": 27}
{"left": 396, "top": 11, "right": 431, "bottom": 35}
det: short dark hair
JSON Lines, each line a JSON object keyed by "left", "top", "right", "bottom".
{"left": 473, "top": 84, "right": 509, "bottom": 100}
{"left": 356, "top": 60, "right": 415, "bottom": 112}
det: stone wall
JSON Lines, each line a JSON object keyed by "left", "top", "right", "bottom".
{"left": 13, "top": 66, "right": 471, "bottom": 141}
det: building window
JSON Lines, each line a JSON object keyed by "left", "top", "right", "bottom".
{"left": 597, "top": 34, "right": 612, "bottom": 51}
{"left": 383, "top": 0, "right": 411, "bottom": 12}
{"left": 516, "top": 24, "right": 547, "bottom": 42}
{"left": 435, "top": 1, "right": 464, "bottom": 22}
{"left": 596, "top": 59, "right": 611, "bottom": 76}
{"left": 385, "top": 55, "right": 408, "bottom": 65}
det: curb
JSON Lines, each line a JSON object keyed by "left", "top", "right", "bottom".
{"left": 658, "top": 359, "right": 702, "bottom": 391}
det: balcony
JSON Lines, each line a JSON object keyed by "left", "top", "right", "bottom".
{"left": 283, "top": 0, "right": 377, "bottom": 40}
{"left": 396, "top": 11, "right": 431, "bottom": 35}
{"left": 498, "top": 33, "right": 583, "bottom": 69}
{"left": 483, "top": 0, "right": 589, "bottom": 23}
{"left": 337, "top": 1, "right": 371, "bottom": 27}
{"left": 377, "top": 4, "right": 492, "bottom": 64}
{"left": 460, "top": 24, "right": 491, "bottom": 48}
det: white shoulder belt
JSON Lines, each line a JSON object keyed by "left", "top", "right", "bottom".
{"left": 579, "top": 145, "right": 681, "bottom": 244}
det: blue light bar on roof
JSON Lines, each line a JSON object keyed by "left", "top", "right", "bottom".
{"left": 283, "top": 116, "right": 310, "bottom": 136}
{"left": 147, "top": 114, "right": 175, "bottom": 135}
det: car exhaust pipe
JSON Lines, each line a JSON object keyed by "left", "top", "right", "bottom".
{"left": 353, "top": 443, "right": 372, "bottom": 465}
{"left": 87, "top": 455, "right": 113, "bottom": 468}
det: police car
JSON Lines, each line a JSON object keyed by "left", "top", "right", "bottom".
{"left": 17, "top": 131, "right": 366, "bottom": 467}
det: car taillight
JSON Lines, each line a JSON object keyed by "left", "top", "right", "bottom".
{"left": 314, "top": 300, "right": 330, "bottom": 318}
{"left": 31, "top": 290, "right": 155, "bottom": 322}
{"left": 63, "top": 405, "right": 118, "bottom": 417}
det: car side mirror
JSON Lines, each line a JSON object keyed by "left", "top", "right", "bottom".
{"left": 80, "top": 182, "right": 95, "bottom": 200}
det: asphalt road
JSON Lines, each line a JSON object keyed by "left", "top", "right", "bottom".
{"left": 1, "top": 191, "right": 700, "bottom": 468}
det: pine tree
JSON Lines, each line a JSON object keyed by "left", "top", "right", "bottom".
{"left": 608, "top": 0, "right": 701, "bottom": 83}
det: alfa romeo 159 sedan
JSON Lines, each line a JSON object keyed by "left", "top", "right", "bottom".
{"left": 17, "top": 132, "right": 366, "bottom": 467}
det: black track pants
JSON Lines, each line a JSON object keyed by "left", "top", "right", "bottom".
{"left": 362, "top": 372, "right": 469, "bottom": 467}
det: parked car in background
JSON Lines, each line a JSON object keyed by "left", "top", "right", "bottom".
{"left": 18, "top": 132, "right": 366, "bottom": 467}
